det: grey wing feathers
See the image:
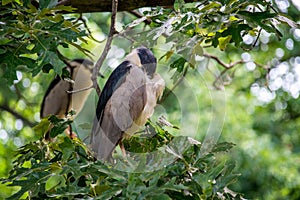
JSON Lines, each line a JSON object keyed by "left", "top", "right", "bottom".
{"left": 91, "top": 103, "right": 122, "bottom": 161}
{"left": 40, "top": 76, "right": 71, "bottom": 118}
{"left": 95, "top": 61, "right": 132, "bottom": 121}
{"left": 91, "top": 64, "right": 147, "bottom": 161}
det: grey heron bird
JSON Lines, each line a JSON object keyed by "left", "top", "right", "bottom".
{"left": 91, "top": 47, "right": 165, "bottom": 161}
{"left": 40, "top": 59, "right": 94, "bottom": 139}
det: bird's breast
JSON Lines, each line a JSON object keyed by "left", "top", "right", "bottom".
{"left": 124, "top": 73, "right": 165, "bottom": 137}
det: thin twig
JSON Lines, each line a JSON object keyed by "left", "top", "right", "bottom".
{"left": 212, "top": 68, "right": 232, "bottom": 90}
{"left": 203, "top": 53, "right": 245, "bottom": 69}
{"left": 118, "top": 10, "right": 155, "bottom": 44}
{"left": 129, "top": 10, "right": 152, "bottom": 25}
{"left": 253, "top": 61, "right": 269, "bottom": 70}
{"left": 92, "top": 0, "right": 119, "bottom": 96}
{"left": 67, "top": 85, "right": 93, "bottom": 94}
{"left": 57, "top": 0, "right": 70, "bottom": 6}
{"left": 204, "top": 53, "right": 270, "bottom": 89}
{"left": 252, "top": 28, "right": 262, "bottom": 48}
{"left": 0, "top": 103, "right": 36, "bottom": 127}
{"left": 56, "top": 50, "right": 72, "bottom": 67}
{"left": 205, "top": 52, "right": 269, "bottom": 70}
{"left": 77, "top": 13, "right": 105, "bottom": 43}
{"left": 203, "top": 53, "right": 245, "bottom": 90}
{"left": 118, "top": 30, "right": 135, "bottom": 43}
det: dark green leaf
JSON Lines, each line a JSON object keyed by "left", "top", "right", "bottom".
{"left": 170, "top": 57, "right": 186, "bottom": 73}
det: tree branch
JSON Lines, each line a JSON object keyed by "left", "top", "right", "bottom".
{"left": 0, "top": 103, "right": 36, "bottom": 127}
{"left": 203, "top": 53, "right": 245, "bottom": 90}
{"left": 203, "top": 53, "right": 245, "bottom": 69}
{"left": 129, "top": 10, "right": 152, "bottom": 25}
{"left": 203, "top": 53, "right": 270, "bottom": 90}
{"left": 67, "top": 85, "right": 93, "bottom": 94}
{"left": 91, "top": 0, "right": 119, "bottom": 96}
{"left": 57, "top": 0, "right": 199, "bottom": 13}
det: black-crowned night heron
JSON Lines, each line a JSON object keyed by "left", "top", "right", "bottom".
{"left": 40, "top": 59, "right": 94, "bottom": 139}
{"left": 91, "top": 47, "right": 165, "bottom": 161}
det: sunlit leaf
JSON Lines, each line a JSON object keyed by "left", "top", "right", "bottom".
{"left": 218, "top": 35, "right": 232, "bottom": 51}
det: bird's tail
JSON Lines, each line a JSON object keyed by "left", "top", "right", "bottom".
{"left": 90, "top": 116, "right": 119, "bottom": 162}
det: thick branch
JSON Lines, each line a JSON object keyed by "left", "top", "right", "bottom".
{"left": 58, "top": 0, "right": 199, "bottom": 13}
{"left": 91, "top": 0, "right": 119, "bottom": 96}
{"left": 0, "top": 103, "right": 36, "bottom": 127}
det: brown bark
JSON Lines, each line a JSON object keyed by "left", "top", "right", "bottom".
{"left": 58, "top": 0, "right": 199, "bottom": 13}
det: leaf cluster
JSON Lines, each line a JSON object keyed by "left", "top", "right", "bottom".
{"left": 126, "top": 0, "right": 297, "bottom": 84}
{"left": 2, "top": 118, "right": 242, "bottom": 199}
{"left": 0, "top": 0, "right": 89, "bottom": 84}
{"left": 147, "top": 0, "right": 293, "bottom": 48}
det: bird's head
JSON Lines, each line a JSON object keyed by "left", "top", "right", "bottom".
{"left": 67, "top": 58, "right": 104, "bottom": 79}
{"left": 125, "top": 47, "right": 157, "bottom": 77}
{"left": 70, "top": 59, "right": 94, "bottom": 73}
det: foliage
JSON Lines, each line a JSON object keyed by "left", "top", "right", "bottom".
{"left": 125, "top": 0, "right": 298, "bottom": 82}
{"left": 0, "top": 0, "right": 90, "bottom": 85}
{"left": 2, "top": 117, "right": 241, "bottom": 199}
{"left": 0, "top": 0, "right": 300, "bottom": 199}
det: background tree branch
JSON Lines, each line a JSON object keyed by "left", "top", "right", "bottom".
{"left": 58, "top": 0, "right": 198, "bottom": 13}
{"left": 0, "top": 103, "right": 36, "bottom": 127}
{"left": 92, "top": 0, "right": 119, "bottom": 96}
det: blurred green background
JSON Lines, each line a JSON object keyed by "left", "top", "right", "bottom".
{"left": 1, "top": 0, "right": 300, "bottom": 199}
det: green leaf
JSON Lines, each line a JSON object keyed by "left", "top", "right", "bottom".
{"left": 59, "top": 137, "right": 75, "bottom": 161}
{"left": 48, "top": 116, "right": 72, "bottom": 138}
{"left": 2, "top": 0, "right": 14, "bottom": 5}
{"left": 0, "top": 38, "right": 12, "bottom": 45}
{"left": 160, "top": 177, "right": 189, "bottom": 191}
{"left": 69, "top": 42, "right": 93, "bottom": 58}
{"left": 6, "top": 182, "right": 29, "bottom": 200}
{"left": 150, "top": 194, "right": 171, "bottom": 200}
{"left": 190, "top": 42, "right": 203, "bottom": 67}
{"left": 51, "top": 5, "right": 77, "bottom": 13}
{"left": 40, "top": 51, "right": 65, "bottom": 75}
{"left": 33, "top": 118, "right": 50, "bottom": 138}
{"left": 174, "top": 0, "right": 185, "bottom": 11}
{"left": 238, "top": 11, "right": 277, "bottom": 21}
{"left": 212, "top": 142, "right": 235, "bottom": 153}
{"left": 99, "top": 187, "right": 123, "bottom": 200}
{"left": 218, "top": 35, "right": 232, "bottom": 51}
{"left": 45, "top": 174, "right": 65, "bottom": 191}
{"left": 1, "top": 63, "right": 17, "bottom": 85}
{"left": 0, "top": 50, "right": 36, "bottom": 84}
{"left": 199, "top": 2, "right": 222, "bottom": 12}
{"left": 170, "top": 57, "right": 186, "bottom": 73}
